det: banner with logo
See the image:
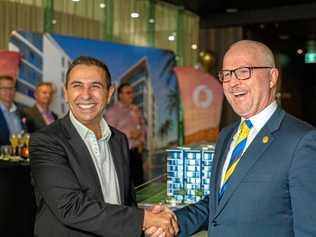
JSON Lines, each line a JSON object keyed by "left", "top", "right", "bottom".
{"left": 174, "top": 67, "right": 224, "bottom": 144}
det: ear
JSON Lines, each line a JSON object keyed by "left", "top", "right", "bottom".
{"left": 63, "top": 87, "right": 68, "bottom": 103}
{"left": 269, "top": 68, "right": 279, "bottom": 89}
{"left": 106, "top": 85, "right": 115, "bottom": 104}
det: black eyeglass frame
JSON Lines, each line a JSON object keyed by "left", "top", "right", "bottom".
{"left": 218, "top": 66, "right": 274, "bottom": 83}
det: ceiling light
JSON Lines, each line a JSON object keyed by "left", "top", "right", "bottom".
{"left": 191, "top": 44, "right": 198, "bottom": 50}
{"left": 297, "top": 49, "right": 303, "bottom": 55}
{"left": 204, "top": 55, "right": 211, "bottom": 61}
{"left": 72, "top": 0, "right": 80, "bottom": 2}
{"left": 149, "top": 18, "right": 155, "bottom": 24}
{"left": 51, "top": 19, "right": 57, "bottom": 24}
{"left": 100, "top": 3, "right": 106, "bottom": 8}
{"left": 168, "top": 35, "right": 175, "bottom": 41}
{"left": 131, "top": 12, "right": 140, "bottom": 18}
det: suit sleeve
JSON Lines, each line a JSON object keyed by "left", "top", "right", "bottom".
{"left": 174, "top": 196, "right": 210, "bottom": 237}
{"left": 30, "top": 131, "right": 144, "bottom": 237}
{"left": 289, "top": 129, "right": 316, "bottom": 236}
{"left": 120, "top": 131, "right": 138, "bottom": 207}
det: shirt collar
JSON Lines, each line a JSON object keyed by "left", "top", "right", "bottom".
{"left": 0, "top": 101, "right": 17, "bottom": 113}
{"left": 36, "top": 103, "right": 49, "bottom": 113}
{"left": 69, "top": 111, "right": 111, "bottom": 141}
{"left": 241, "top": 100, "right": 278, "bottom": 131}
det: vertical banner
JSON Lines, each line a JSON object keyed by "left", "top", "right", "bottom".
{"left": 174, "top": 67, "right": 224, "bottom": 144}
{"left": 0, "top": 51, "right": 21, "bottom": 79}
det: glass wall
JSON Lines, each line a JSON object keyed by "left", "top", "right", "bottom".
{"left": 0, "top": 0, "right": 199, "bottom": 66}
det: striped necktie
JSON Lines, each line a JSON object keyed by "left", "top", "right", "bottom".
{"left": 218, "top": 119, "right": 253, "bottom": 201}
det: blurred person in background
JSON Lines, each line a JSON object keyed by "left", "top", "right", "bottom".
{"left": 105, "top": 83, "right": 146, "bottom": 187}
{"left": 0, "top": 75, "right": 27, "bottom": 145}
{"left": 24, "top": 81, "right": 58, "bottom": 132}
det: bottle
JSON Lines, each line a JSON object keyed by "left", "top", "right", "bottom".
{"left": 20, "top": 143, "right": 29, "bottom": 159}
{"left": 20, "top": 134, "right": 30, "bottom": 160}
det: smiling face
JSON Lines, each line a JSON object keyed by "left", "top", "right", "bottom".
{"left": 222, "top": 41, "right": 279, "bottom": 118}
{"left": 64, "top": 64, "right": 114, "bottom": 130}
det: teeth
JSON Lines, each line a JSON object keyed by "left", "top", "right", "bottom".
{"left": 78, "top": 104, "right": 94, "bottom": 109}
{"left": 232, "top": 91, "right": 246, "bottom": 96}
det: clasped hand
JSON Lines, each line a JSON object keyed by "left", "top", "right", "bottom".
{"left": 143, "top": 205, "right": 179, "bottom": 237}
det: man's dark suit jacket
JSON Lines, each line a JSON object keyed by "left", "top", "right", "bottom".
{"left": 175, "top": 107, "right": 316, "bottom": 237}
{"left": 24, "top": 105, "right": 58, "bottom": 133}
{"left": 30, "top": 114, "right": 144, "bottom": 237}
{"left": 0, "top": 105, "right": 27, "bottom": 145}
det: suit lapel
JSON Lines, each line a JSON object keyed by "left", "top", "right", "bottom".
{"left": 215, "top": 108, "right": 285, "bottom": 217}
{"left": 32, "top": 106, "right": 46, "bottom": 127}
{"left": 108, "top": 132, "right": 125, "bottom": 204}
{"left": 212, "top": 124, "right": 238, "bottom": 211}
{"left": 61, "top": 115, "right": 104, "bottom": 201}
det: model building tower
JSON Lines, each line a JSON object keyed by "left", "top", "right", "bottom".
{"left": 167, "top": 146, "right": 214, "bottom": 204}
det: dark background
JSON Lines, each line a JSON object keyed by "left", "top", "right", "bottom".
{"left": 162, "top": 0, "right": 316, "bottom": 126}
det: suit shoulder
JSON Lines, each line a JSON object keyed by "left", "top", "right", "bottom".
{"left": 219, "top": 120, "right": 239, "bottom": 137}
{"left": 283, "top": 113, "right": 315, "bottom": 133}
{"left": 31, "top": 118, "right": 63, "bottom": 140}
{"left": 110, "top": 125, "right": 127, "bottom": 139}
{"left": 23, "top": 105, "right": 37, "bottom": 116}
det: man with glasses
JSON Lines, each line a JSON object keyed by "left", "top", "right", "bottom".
{"left": 147, "top": 40, "right": 316, "bottom": 237}
{"left": 0, "top": 75, "right": 27, "bottom": 145}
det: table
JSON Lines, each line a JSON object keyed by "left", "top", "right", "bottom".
{"left": 0, "top": 160, "right": 36, "bottom": 236}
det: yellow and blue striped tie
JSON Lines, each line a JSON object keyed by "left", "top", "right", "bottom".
{"left": 219, "top": 119, "right": 253, "bottom": 201}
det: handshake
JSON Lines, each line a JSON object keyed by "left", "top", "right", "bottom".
{"left": 143, "top": 205, "right": 179, "bottom": 237}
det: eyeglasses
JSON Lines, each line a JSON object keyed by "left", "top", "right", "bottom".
{"left": 0, "top": 87, "right": 16, "bottom": 91}
{"left": 218, "top": 66, "right": 273, "bottom": 83}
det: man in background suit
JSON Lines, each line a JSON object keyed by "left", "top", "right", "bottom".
{"left": 0, "top": 75, "right": 27, "bottom": 145}
{"left": 30, "top": 56, "right": 178, "bottom": 237}
{"left": 147, "top": 40, "right": 316, "bottom": 237}
{"left": 24, "top": 81, "right": 58, "bottom": 133}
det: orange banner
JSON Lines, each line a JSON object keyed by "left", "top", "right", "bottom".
{"left": 0, "top": 51, "right": 21, "bottom": 79}
{"left": 174, "top": 67, "right": 223, "bottom": 144}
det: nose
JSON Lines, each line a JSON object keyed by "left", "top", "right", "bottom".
{"left": 227, "top": 73, "right": 240, "bottom": 87}
{"left": 81, "top": 86, "right": 92, "bottom": 99}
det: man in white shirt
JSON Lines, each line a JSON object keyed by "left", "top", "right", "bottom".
{"left": 30, "top": 56, "right": 178, "bottom": 237}
{"left": 148, "top": 40, "right": 316, "bottom": 237}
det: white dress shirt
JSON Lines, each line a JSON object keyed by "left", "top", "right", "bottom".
{"left": 70, "top": 111, "right": 121, "bottom": 205}
{"left": 220, "top": 101, "right": 278, "bottom": 188}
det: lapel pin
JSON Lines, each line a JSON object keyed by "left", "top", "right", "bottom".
{"left": 262, "top": 135, "right": 269, "bottom": 144}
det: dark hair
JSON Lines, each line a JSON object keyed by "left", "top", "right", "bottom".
{"left": 65, "top": 56, "right": 111, "bottom": 88}
{"left": 117, "top": 82, "right": 131, "bottom": 100}
{"left": 0, "top": 75, "right": 15, "bottom": 82}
